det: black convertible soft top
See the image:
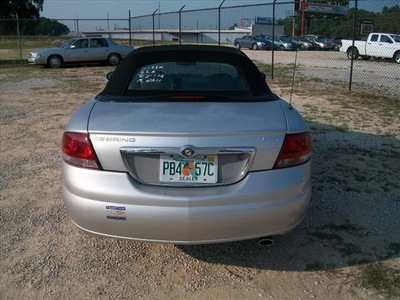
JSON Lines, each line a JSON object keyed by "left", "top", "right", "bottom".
{"left": 99, "top": 45, "right": 275, "bottom": 97}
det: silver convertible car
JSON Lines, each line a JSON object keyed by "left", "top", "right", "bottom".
{"left": 28, "top": 37, "right": 134, "bottom": 68}
{"left": 62, "top": 45, "right": 312, "bottom": 244}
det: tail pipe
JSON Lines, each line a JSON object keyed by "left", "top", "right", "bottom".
{"left": 258, "top": 236, "right": 274, "bottom": 247}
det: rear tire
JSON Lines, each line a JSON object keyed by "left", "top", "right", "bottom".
{"left": 251, "top": 43, "right": 258, "bottom": 50}
{"left": 279, "top": 45, "right": 285, "bottom": 50}
{"left": 347, "top": 47, "right": 359, "bottom": 60}
{"left": 394, "top": 51, "right": 400, "bottom": 64}
{"left": 234, "top": 43, "right": 241, "bottom": 50}
{"left": 108, "top": 53, "right": 121, "bottom": 66}
{"left": 47, "top": 55, "right": 62, "bottom": 68}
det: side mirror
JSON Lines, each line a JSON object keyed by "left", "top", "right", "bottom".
{"left": 106, "top": 71, "right": 114, "bottom": 80}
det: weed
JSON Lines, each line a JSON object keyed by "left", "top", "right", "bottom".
{"left": 335, "top": 123, "right": 349, "bottom": 132}
{"left": 305, "top": 262, "right": 324, "bottom": 271}
{"left": 387, "top": 243, "right": 400, "bottom": 256}
{"left": 353, "top": 262, "right": 400, "bottom": 299}
{"left": 310, "top": 232, "right": 343, "bottom": 242}
{"left": 338, "top": 243, "right": 362, "bottom": 256}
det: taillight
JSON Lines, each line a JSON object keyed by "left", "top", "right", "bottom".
{"left": 62, "top": 132, "right": 99, "bottom": 169}
{"left": 273, "top": 132, "right": 312, "bottom": 169}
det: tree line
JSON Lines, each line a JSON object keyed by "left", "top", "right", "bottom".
{"left": 0, "top": 0, "right": 68, "bottom": 35}
{"left": 278, "top": 5, "right": 400, "bottom": 38}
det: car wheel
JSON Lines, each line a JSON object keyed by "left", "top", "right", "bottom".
{"left": 252, "top": 43, "right": 258, "bottom": 50}
{"left": 47, "top": 55, "right": 62, "bottom": 68}
{"left": 394, "top": 51, "right": 400, "bottom": 64}
{"left": 347, "top": 47, "right": 359, "bottom": 60}
{"left": 299, "top": 44, "right": 305, "bottom": 50}
{"left": 234, "top": 43, "right": 241, "bottom": 50}
{"left": 279, "top": 45, "right": 285, "bottom": 50}
{"left": 108, "top": 53, "right": 121, "bottom": 66}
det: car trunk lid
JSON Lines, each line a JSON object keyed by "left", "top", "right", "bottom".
{"left": 88, "top": 100, "right": 287, "bottom": 185}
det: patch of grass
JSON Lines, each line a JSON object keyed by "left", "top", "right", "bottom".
{"left": 305, "top": 262, "right": 324, "bottom": 271}
{"left": 338, "top": 243, "right": 362, "bottom": 256}
{"left": 347, "top": 258, "right": 371, "bottom": 265}
{"left": 335, "top": 123, "right": 349, "bottom": 132}
{"left": 387, "top": 243, "right": 400, "bottom": 256}
{"left": 344, "top": 186, "right": 361, "bottom": 193}
{"left": 310, "top": 232, "right": 343, "bottom": 242}
{"left": 353, "top": 262, "right": 400, "bottom": 299}
{"left": 327, "top": 95, "right": 353, "bottom": 109}
{"left": 255, "top": 62, "right": 295, "bottom": 84}
{"left": 325, "top": 175, "right": 344, "bottom": 184}
{"left": 60, "top": 79, "right": 102, "bottom": 93}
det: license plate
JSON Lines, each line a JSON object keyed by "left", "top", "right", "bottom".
{"left": 160, "top": 155, "right": 218, "bottom": 184}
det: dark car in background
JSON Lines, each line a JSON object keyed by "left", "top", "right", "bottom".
{"left": 258, "top": 34, "right": 294, "bottom": 50}
{"left": 332, "top": 37, "right": 344, "bottom": 51}
{"left": 234, "top": 35, "right": 272, "bottom": 50}
{"left": 291, "top": 37, "right": 319, "bottom": 50}
{"left": 314, "top": 37, "right": 337, "bottom": 51}
{"left": 277, "top": 35, "right": 299, "bottom": 49}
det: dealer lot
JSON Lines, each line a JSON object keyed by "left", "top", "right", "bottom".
{"left": 1, "top": 50, "right": 399, "bottom": 299}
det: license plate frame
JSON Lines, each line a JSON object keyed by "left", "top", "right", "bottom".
{"left": 159, "top": 155, "right": 218, "bottom": 184}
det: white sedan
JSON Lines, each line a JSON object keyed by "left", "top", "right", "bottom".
{"left": 28, "top": 37, "right": 134, "bottom": 68}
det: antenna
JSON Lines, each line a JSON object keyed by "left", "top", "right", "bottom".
{"left": 289, "top": 49, "right": 299, "bottom": 110}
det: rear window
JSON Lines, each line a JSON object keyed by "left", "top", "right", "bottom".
{"left": 127, "top": 62, "right": 249, "bottom": 94}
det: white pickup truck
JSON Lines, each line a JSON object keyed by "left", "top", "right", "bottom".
{"left": 340, "top": 33, "right": 400, "bottom": 64}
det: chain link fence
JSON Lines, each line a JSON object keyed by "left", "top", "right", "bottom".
{"left": 1, "top": 0, "right": 399, "bottom": 99}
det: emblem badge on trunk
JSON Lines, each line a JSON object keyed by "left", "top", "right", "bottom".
{"left": 180, "top": 147, "right": 195, "bottom": 158}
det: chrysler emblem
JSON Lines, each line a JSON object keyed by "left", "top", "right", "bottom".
{"left": 181, "top": 147, "right": 195, "bottom": 157}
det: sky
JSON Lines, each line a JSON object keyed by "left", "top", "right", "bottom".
{"left": 41, "top": 0, "right": 400, "bottom": 20}
{"left": 40, "top": 0, "right": 399, "bottom": 32}
{"left": 41, "top": 0, "right": 269, "bottom": 19}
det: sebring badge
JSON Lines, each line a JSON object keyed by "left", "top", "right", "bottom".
{"left": 180, "top": 147, "right": 195, "bottom": 158}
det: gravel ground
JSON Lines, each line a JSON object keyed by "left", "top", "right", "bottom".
{"left": 0, "top": 63, "right": 399, "bottom": 300}
{"left": 243, "top": 50, "right": 400, "bottom": 100}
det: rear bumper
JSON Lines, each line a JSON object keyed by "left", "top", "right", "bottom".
{"left": 62, "top": 161, "right": 312, "bottom": 244}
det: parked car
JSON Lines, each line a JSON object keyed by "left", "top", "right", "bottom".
{"left": 234, "top": 35, "right": 271, "bottom": 50}
{"left": 277, "top": 35, "right": 299, "bottom": 49}
{"left": 341, "top": 33, "right": 400, "bottom": 63}
{"left": 264, "top": 35, "right": 294, "bottom": 50}
{"left": 314, "top": 37, "right": 337, "bottom": 51}
{"left": 332, "top": 37, "right": 344, "bottom": 51}
{"left": 28, "top": 37, "right": 134, "bottom": 68}
{"left": 62, "top": 45, "right": 312, "bottom": 245}
{"left": 291, "top": 37, "right": 319, "bottom": 50}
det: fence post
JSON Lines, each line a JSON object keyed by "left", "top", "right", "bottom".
{"left": 218, "top": 0, "right": 226, "bottom": 46}
{"left": 16, "top": 13, "right": 23, "bottom": 64}
{"left": 129, "top": 10, "right": 132, "bottom": 46}
{"left": 349, "top": 0, "right": 358, "bottom": 91}
{"left": 152, "top": 9, "right": 158, "bottom": 46}
{"left": 179, "top": 5, "right": 185, "bottom": 45}
{"left": 271, "top": 0, "right": 277, "bottom": 80}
